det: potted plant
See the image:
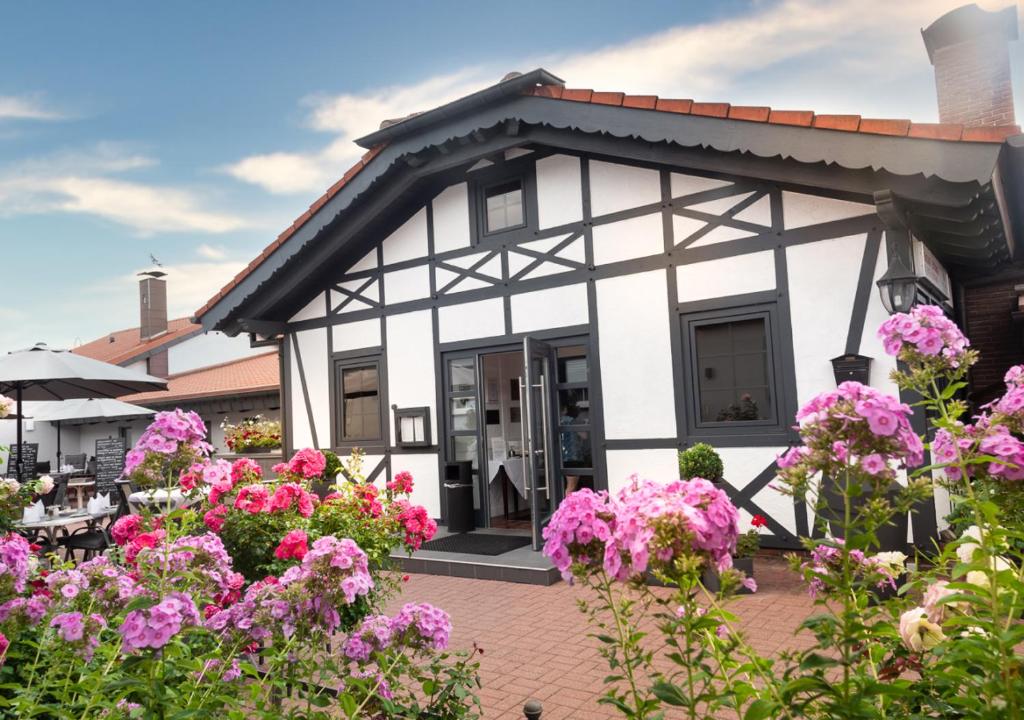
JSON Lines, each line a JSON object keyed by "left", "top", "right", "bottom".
{"left": 678, "top": 442, "right": 724, "bottom": 483}
{"left": 703, "top": 513, "right": 764, "bottom": 593}
{"left": 220, "top": 415, "right": 282, "bottom": 453}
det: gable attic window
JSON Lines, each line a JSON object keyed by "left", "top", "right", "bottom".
{"left": 483, "top": 179, "right": 525, "bottom": 234}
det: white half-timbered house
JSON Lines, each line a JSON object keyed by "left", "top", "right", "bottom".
{"left": 196, "top": 20, "right": 1024, "bottom": 554}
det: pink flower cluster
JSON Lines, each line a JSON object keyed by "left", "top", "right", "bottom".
{"left": 272, "top": 448, "right": 326, "bottom": 481}
{"left": 119, "top": 591, "right": 200, "bottom": 653}
{"left": 45, "top": 557, "right": 138, "bottom": 614}
{"left": 779, "top": 381, "right": 923, "bottom": 482}
{"left": 0, "top": 595, "right": 50, "bottom": 627}
{"left": 387, "top": 471, "right": 414, "bottom": 495}
{"left": 206, "top": 458, "right": 259, "bottom": 504}
{"left": 269, "top": 482, "right": 316, "bottom": 517}
{"left": 394, "top": 501, "right": 437, "bottom": 550}
{"left": 800, "top": 540, "right": 899, "bottom": 599}
{"left": 51, "top": 611, "right": 106, "bottom": 660}
{"left": 342, "top": 603, "right": 451, "bottom": 662}
{"left": 275, "top": 529, "right": 309, "bottom": 560}
{"left": 877, "top": 305, "right": 970, "bottom": 368}
{"left": 124, "top": 409, "right": 212, "bottom": 475}
{"left": 543, "top": 477, "right": 741, "bottom": 583}
{"left": 135, "top": 533, "right": 244, "bottom": 602}
{"left": 931, "top": 368, "right": 1024, "bottom": 482}
{"left": 110, "top": 514, "right": 165, "bottom": 563}
{"left": 0, "top": 533, "right": 32, "bottom": 594}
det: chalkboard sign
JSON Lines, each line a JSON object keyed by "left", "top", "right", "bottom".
{"left": 6, "top": 443, "right": 38, "bottom": 479}
{"left": 94, "top": 438, "right": 127, "bottom": 495}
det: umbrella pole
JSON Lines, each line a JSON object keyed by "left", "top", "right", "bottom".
{"left": 15, "top": 385, "right": 22, "bottom": 483}
{"left": 56, "top": 420, "right": 61, "bottom": 472}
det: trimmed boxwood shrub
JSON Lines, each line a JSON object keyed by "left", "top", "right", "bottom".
{"left": 678, "top": 442, "right": 723, "bottom": 482}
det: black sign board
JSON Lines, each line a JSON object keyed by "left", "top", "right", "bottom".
{"left": 6, "top": 443, "right": 38, "bottom": 478}
{"left": 94, "top": 438, "right": 127, "bottom": 495}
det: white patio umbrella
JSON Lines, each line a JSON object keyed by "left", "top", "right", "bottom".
{"left": 31, "top": 398, "right": 156, "bottom": 470}
{"left": 0, "top": 344, "right": 167, "bottom": 480}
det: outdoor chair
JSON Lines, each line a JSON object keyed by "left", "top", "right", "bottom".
{"left": 58, "top": 484, "right": 131, "bottom": 563}
{"left": 40, "top": 475, "right": 69, "bottom": 509}
{"left": 34, "top": 461, "right": 51, "bottom": 475}
{"left": 64, "top": 453, "right": 87, "bottom": 474}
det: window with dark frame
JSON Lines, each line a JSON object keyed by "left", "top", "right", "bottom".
{"left": 681, "top": 307, "right": 783, "bottom": 435}
{"left": 483, "top": 179, "right": 525, "bottom": 234}
{"left": 334, "top": 358, "right": 382, "bottom": 444}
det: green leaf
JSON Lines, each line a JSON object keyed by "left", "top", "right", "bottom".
{"left": 744, "top": 699, "right": 775, "bottom": 720}
{"left": 651, "top": 680, "right": 689, "bottom": 707}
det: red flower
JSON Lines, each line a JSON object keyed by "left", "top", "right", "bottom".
{"left": 204, "top": 505, "right": 229, "bottom": 533}
{"left": 387, "top": 471, "right": 414, "bottom": 494}
{"left": 274, "top": 529, "right": 309, "bottom": 561}
{"left": 751, "top": 514, "right": 768, "bottom": 528}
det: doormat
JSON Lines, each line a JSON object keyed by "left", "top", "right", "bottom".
{"left": 420, "top": 533, "right": 532, "bottom": 556}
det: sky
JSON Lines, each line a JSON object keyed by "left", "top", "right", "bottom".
{"left": 0, "top": 0, "right": 1020, "bottom": 354}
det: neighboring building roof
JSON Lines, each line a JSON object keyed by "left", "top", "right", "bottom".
{"left": 119, "top": 351, "right": 279, "bottom": 405}
{"left": 72, "top": 317, "right": 201, "bottom": 366}
{"left": 194, "top": 69, "right": 1024, "bottom": 327}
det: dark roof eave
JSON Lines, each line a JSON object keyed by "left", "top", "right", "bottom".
{"left": 354, "top": 68, "right": 564, "bottom": 148}
{"left": 201, "top": 95, "right": 1008, "bottom": 331}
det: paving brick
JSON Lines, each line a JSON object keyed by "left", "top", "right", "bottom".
{"left": 385, "top": 557, "right": 814, "bottom": 717}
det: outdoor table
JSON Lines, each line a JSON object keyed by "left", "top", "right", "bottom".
{"left": 488, "top": 460, "right": 526, "bottom": 520}
{"left": 15, "top": 507, "right": 117, "bottom": 546}
{"left": 128, "top": 486, "right": 206, "bottom": 513}
{"left": 66, "top": 476, "right": 96, "bottom": 510}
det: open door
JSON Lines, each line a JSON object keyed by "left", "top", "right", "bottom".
{"left": 520, "top": 337, "right": 558, "bottom": 550}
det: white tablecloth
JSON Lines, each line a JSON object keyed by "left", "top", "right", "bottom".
{"left": 128, "top": 488, "right": 189, "bottom": 512}
{"left": 487, "top": 460, "right": 527, "bottom": 498}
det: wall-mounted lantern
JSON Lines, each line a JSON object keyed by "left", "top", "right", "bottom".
{"left": 876, "top": 254, "right": 918, "bottom": 315}
{"left": 393, "top": 406, "right": 431, "bottom": 448}
{"left": 830, "top": 354, "right": 872, "bottom": 386}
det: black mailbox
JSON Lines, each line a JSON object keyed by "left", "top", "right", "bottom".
{"left": 830, "top": 353, "right": 872, "bottom": 385}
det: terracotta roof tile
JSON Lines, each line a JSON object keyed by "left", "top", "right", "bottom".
{"left": 908, "top": 123, "right": 964, "bottom": 141}
{"left": 72, "top": 317, "right": 200, "bottom": 366}
{"left": 195, "top": 81, "right": 1023, "bottom": 323}
{"left": 622, "top": 95, "right": 657, "bottom": 110}
{"left": 858, "top": 118, "right": 912, "bottom": 136}
{"left": 728, "top": 106, "right": 770, "bottom": 122}
{"left": 692, "top": 102, "right": 730, "bottom": 118}
{"left": 812, "top": 114, "right": 861, "bottom": 132}
{"left": 120, "top": 352, "right": 279, "bottom": 405}
{"left": 768, "top": 109, "right": 814, "bottom": 127}
{"left": 561, "top": 88, "right": 593, "bottom": 102}
{"left": 591, "top": 91, "right": 624, "bottom": 106}
{"left": 654, "top": 98, "right": 692, "bottom": 113}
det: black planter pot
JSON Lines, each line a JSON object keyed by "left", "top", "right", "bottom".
{"left": 702, "top": 556, "right": 755, "bottom": 594}
{"left": 819, "top": 477, "right": 909, "bottom": 552}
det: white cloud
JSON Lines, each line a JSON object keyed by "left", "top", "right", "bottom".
{"left": 196, "top": 244, "right": 227, "bottom": 260}
{"left": 0, "top": 95, "right": 62, "bottom": 121}
{"left": 223, "top": 0, "right": 978, "bottom": 196}
{"left": 0, "top": 144, "right": 249, "bottom": 235}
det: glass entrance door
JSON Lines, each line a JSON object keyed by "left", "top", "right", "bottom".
{"left": 521, "top": 337, "right": 557, "bottom": 550}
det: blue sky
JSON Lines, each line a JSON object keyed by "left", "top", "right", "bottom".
{"left": 0, "top": 0, "right": 1019, "bottom": 353}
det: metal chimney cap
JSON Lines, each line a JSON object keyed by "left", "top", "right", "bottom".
{"left": 138, "top": 270, "right": 167, "bottom": 279}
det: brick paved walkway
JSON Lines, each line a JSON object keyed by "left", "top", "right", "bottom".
{"left": 387, "top": 557, "right": 815, "bottom": 719}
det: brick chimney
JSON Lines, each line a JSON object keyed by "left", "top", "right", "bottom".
{"left": 923, "top": 4, "right": 1018, "bottom": 127}
{"left": 138, "top": 271, "right": 168, "bottom": 341}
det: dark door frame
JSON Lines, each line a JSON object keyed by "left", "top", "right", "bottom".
{"left": 438, "top": 331, "right": 604, "bottom": 534}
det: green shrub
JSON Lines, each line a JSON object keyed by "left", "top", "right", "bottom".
{"left": 678, "top": 442, "right": 723, "bottom": 481}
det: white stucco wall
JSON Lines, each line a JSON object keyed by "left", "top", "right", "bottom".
{"left": 432, "top": 183, "right": 472, "bottom": 255}
{"left": 589, "top": 160, "right": 661, "bottom": 217}
{"left": 510, "top": 284, "right": 588, "bottom": 334}
{"left": 384, "top": 310, "right": 437, "bottom": 446}
{"left": 535, "top": 154, "right": 583, "bottom": 229}
{"left": 596, "top": 269, "right": 676, "bottom": 439}
{"left": 605, "top": 449, "right": 679, "bottom": 495}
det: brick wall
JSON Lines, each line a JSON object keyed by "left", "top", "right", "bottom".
{"left": 933, "top": 37, "right": 1015, "bottom": 127}
{"left": 964, "top": 277, "right": 1024, "bottom": 403}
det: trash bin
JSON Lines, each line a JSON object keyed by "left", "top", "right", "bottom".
{"left": 444, "top": 461, "right": 475, "bottom": 533}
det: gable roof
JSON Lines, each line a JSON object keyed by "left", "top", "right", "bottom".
{"left": 194, "top": 69, "right": 1024, "bottom": 330}
{"left": 119, "top": 351, "right": 279, "bottom": 405}
{"left": 72, "top": 317, "right": 202, "bottom": 366}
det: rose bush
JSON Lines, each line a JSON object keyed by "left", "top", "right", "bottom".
{"left": 0, "top": 415, "right": 476, "bottom": 719}
{"left": 548, "top": 305, "right": 1024, "bottom": 719}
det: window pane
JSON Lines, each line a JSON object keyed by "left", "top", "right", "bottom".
{"left": 558, "top": 388, "right": 589, "bottom": 425}
{"left": 694, "top": 318, "right": 771, "bottom": 424}
{"left": 557, "top": 346, "right": 588, "bottom": 384}
{"left": 559, "top": 430, "right": 592, "bottom": 467}
{"left": 450, "top": 397, "right": 477, "bottom": 431}
{"left": 452, "top": 435, "right": 478, "bottom": 470}
{"left": 484, "top": 180, "right": 524, "bottom": 232}
{"left": 449, "top": 358, "right": 476, "bottom": 392}
{"left": 340, "top": 363, "right": 380, "bottom": 440}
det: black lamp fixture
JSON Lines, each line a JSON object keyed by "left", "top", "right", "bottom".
{"left": 876, "top": 254, "right": 918, "bottom": 315}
